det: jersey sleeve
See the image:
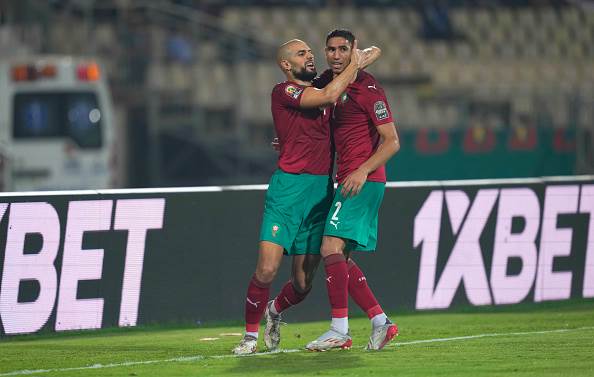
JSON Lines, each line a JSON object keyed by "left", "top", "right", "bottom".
{"left": 312, "top": 69, "right": 333, "bottom": 89}
{"left": 272, "top": 82, "right": 304, "bottom": 109}
{"left": 360, "top": 85, "right": 394, "bottom": 127}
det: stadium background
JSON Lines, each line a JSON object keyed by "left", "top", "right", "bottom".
{"left": 2, "top": 5, "right": 594, "bottom": 376}
{"left": 2, "top": 0, "right": 592, "bottom": 187}
{"left": 1, "top": 0, "right": 594, "bottom": 337}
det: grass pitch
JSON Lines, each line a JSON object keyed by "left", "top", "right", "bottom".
{"left": 1, "top": 300, "right": 594, "bottom": 377}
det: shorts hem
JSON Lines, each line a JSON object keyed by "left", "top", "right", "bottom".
{"left": 349, "top": 248, "right": 376, "bottom": 253}
{"left": 286, "top": 250, "right": 321, "bottom": 256}
{"left": 259, "top": 238, "right": 290, "bottom": 251}
{"left": 322, "top": 232, "right": 376, "bottom": 252}
{"left": 259, "top": 238, "right": 322, "bottom": 256}
{"left": 323, "top": 231, "right": 364, "bottom": 247}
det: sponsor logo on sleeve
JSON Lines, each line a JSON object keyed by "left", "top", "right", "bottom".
{"left": 374, "top": 101, "right": 389, "bottom": 121}
{"left": 285, "top": 85, "right": 302, "bottom": 99}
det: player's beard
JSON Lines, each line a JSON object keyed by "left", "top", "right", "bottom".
{"left": 293, "top": 66, "right": 317, "bottom": 82}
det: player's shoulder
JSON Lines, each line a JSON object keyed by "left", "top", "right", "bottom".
{"left": 272, "top": 81, "right": 305, "bottom": 100}
{"left": 357, "top": 70, "right": 376, "bottom": 82}
{"left": 356, "top": 71, "right": 383, "bottom": 90}
{"left": 272, "top": 80, "right": 295, "bottom": 93}
{"left": 352, "top": 71, "right": 388, "bottom": 106}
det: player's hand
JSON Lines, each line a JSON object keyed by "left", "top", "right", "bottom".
{"left": 359, "top": 46, "right": 381, "bottom": 69}
{"left": 358, "top": 49, "right": 369, "bottom": 68}
{"left": 340, "top": 168, "right": 368, "bottom": 197}
{"left": 271, "top": 137, "right": 280, "bottom": 153}
{"left": 350, "top": 39, "right": 362, "bottom": 68}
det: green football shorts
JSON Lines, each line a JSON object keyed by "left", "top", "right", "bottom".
{"left": 260, "top": 169, "right": 334, "bottom": 255}
{"left": 323, "top": 181, "right": 385, "bottom": 252}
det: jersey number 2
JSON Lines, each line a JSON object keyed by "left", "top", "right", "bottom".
{"left": 331, "top": 202, "right": 342, "bottom": 221}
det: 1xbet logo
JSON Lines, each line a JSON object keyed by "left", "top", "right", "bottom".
{"left": 0, "top": 199, "right": 165, "bottom": 335}
{"left": 413, "top": 185, "right": 594, "bottom": 310}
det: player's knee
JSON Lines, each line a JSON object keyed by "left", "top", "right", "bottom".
{"left": 320, "top": 242, "right": 334, "bottom": 257}
{"left": 255, "top": 265, "right": 278, "bottom": 284}
{"left": 320, "top": 244, "right": 342, "bottom": 258}
{"left": 320, "top": 237, "right": 346, "bottom": 258}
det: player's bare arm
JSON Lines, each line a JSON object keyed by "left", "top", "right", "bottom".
{"left": 300, "top": 43, "right": 381, "bottom": 108}
{"left": 340, "top": 122, "right": 400, "bottom": 197}
{"left": 359, "top": 46, "right": 381, "bottom": 70}
{"left": 299, "top": 40, "right": 362, "bottom": 108}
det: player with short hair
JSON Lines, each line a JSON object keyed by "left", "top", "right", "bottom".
{"left": 306, "top": 29, "right": 400, "bottom": 352}
{"left": 233, "top": 38, "right": 378, "bottom": 355}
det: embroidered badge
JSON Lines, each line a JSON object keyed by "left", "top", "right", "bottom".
{"left": 374, "top": 101, "right": 389, "bottom": 121}
{"left": 285, "top": 85, "right": 302, "bottom": 99}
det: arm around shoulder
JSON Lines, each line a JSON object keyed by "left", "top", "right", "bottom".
{"left": 299, "top": 86, "right": 339, "bottom": 108}
{"left": 299, "top": 44, "right": 362, "bottom": 108}
{"left": 299, "top": 61, "right": 359, "bottom": 108}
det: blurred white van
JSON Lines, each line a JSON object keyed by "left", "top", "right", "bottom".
{"left": 0, "top": 56, "right": 117, "bottom": 192}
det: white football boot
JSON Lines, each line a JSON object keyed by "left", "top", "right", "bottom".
{"left": 366, "top": 319, "right": 398, "bottom": 350}
{"left": 264, "top": 300, "right": 283, "bottom": 351}
{"left": 232, "top": 335, "right": 258, "bottom": 355}
{"left": 306, "top": 328, "right": 352, "bottom": 351}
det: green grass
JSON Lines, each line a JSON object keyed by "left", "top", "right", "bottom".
{"left": 2, "top": 300, "right": 594, "bottom": 376}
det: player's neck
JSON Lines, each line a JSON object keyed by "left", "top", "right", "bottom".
{"left": 290, "top": 78, "right": 312, "bottom": 87}
{"left": 333, "top": 70, "right": 359, "bottom": 83}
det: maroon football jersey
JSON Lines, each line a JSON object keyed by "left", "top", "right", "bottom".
{"left": 270, "top": 81, "right": 332, "bottom": 175}
{"left": 331, "top": 70, "right": 394, "bottom": 184}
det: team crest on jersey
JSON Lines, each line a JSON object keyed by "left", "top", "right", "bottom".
{"left": 272, "top": 224, "right": 280, "bottom": 237}
{"left": 340, "top": 92, "right": 348, "bottom": 103}
{"left": 285, "top": 85, "right": 302, "bottom": 99}
{"left": 374, "top": 101, "right": 389, "bottom": 121}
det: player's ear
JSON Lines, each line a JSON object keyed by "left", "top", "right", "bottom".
{"left": 280, "top": 59, "right": 291, "bottom": 72}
